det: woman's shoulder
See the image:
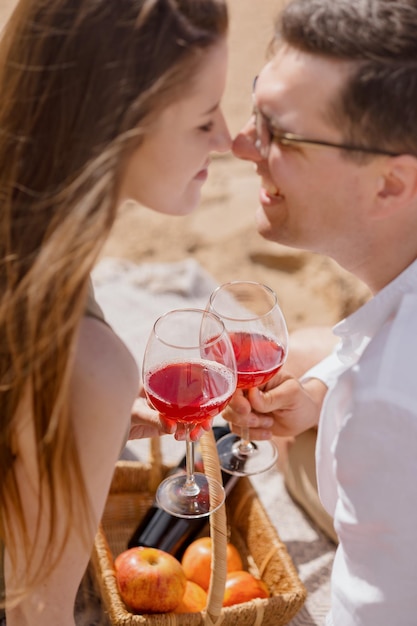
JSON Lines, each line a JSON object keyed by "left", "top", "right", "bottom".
{"left": 85, "top": 277, "right": 107, "bottom": 323}
{"left": 70, "top": 317, "right": 139, "bottom": 453}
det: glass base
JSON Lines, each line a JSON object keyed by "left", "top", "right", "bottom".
{"left": 217, "top": 432, "right": 278, "bottom": 476}
{"left": 155, "top": 471, "right": 225, "bottom": 519}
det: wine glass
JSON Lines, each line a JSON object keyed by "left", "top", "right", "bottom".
{"left": 142, "top": 308, "right": 237, "bottom": 518}
{"left": 207, "top": 281, "right": 288, "bottom": 476}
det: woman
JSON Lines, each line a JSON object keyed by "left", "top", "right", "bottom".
{"left": 0, "top": 0, "right": 230, "bottom": 623}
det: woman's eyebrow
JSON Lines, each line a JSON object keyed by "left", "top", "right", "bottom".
{"left": 202, "top": 102, "right": 220, "bottom": 115}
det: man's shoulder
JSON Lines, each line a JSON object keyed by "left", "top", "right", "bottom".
{"left": 356, "top": 293, "right": 417, "bottom": 401}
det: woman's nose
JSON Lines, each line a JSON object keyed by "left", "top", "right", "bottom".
{"left": 232, "top": 117, "right": 262, "bottom": 162}
{"left": 214, "top": 109, "right": 233, "bottom": 154}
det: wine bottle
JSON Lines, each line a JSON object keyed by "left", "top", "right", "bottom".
{"left": 127, "top": 426, "right": 242, "bottom": 559}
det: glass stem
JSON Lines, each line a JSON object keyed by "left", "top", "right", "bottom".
{"left": 237, "top": 389, "right": 256, "bottom": 455}
{"left": 183, "top": 425, "right": 200, "bottom": 496}
{"left": 238, "top": 427, "right": 256, "bottom": 455}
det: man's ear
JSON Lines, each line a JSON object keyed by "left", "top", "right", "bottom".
{"left": 375, "top": 154, "right": 417, "bottom": 217}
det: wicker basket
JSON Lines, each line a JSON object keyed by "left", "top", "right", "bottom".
{"left": 91, "top": 431, "right": 306, "bottom": 626}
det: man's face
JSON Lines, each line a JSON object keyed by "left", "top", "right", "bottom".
{"left": 232, "top": 44, "right": 385, "bottom": 269}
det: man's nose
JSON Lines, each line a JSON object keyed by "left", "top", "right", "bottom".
{"left": 232, "top": 117, "right": 262, "bottom": 162}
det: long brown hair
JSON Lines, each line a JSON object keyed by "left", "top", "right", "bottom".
{"left": 0, "top": 0, "right": 227, "bottom": 606}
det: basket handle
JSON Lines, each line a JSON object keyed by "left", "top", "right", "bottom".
{"left": 147, "top": 431, "right": 227, "bottom": 624}
{"left": 199, "top": 429, "right": 227, "bottom": 625}
{"left": 148, "top": 435, "right": 164, "bottom": 492}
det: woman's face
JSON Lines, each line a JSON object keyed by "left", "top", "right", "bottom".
{"left": 118, "top": 38, "right": 231, "bottom": 215}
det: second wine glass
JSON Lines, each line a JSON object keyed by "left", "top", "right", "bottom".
{"left": 142, "top": 308, "right": 237, "bottom": 518}
{"left": 208, "top": 281, "right": 288, "bottom": 476}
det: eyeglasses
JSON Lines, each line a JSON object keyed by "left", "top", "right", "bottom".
{"left": 252, "top": 77, "right": 400, "bottom": 159}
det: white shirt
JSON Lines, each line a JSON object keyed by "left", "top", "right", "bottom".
{"left": 303, "top": 258, "right": 417, "bottom": 626}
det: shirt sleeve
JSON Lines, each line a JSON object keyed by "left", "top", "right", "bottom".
{"left": 300, "top": 349, "right": 348, "bottom": 389}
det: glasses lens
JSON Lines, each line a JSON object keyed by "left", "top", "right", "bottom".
{"left": 254, "top": 109, "right": 270, "bottom": 158}
{"left": 252, "top": 77, "right": 271, "bottom": 158}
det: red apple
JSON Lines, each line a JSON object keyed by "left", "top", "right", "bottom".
{"left": 173, "top": 580, "right": 208, "bottom": 613}
{"left": 222, "top": 570, "right": 270, "bottom": 607}
{"left": 114, "top": 546, "right": 186, "bottom": 613}
{"left": 181, "top": 536, "right": 243, "bottom": 591}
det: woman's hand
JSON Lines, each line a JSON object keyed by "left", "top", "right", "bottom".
{"left": 129, "top": 396, "right": 173, "bottom": 439}
{"left": 222, "top": 372, "right": 327, "bottom": 440}
{"left": 129, "top": 396, "right": 212, "bottom": 441}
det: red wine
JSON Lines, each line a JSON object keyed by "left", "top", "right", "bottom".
{"left": 127, "top": 427, "right": 241, "bottom": 559}
{"left": 144, "top": 360, "right": 235, "bottom": 424}
{"left": 230, "top": 331, "right": 285, "bottom": 389}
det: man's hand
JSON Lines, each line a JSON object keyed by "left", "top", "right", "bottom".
{"left": 222, "top": 372, "right": 327, "bottom": 440}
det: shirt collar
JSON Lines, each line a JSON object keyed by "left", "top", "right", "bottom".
{"left": 333, "top": 259, "right": 417, "bottom": 365}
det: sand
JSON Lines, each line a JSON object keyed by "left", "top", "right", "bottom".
{"left": 0, "top": 0, "right": 370, "bottom": 332}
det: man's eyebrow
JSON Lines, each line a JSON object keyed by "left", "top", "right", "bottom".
{"left": 255, "top": 105, "right": 288, "bottom": 133}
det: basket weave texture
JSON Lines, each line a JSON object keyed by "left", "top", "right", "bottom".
{"left": 91, "top": 432, "right": 306, "bottom": 626}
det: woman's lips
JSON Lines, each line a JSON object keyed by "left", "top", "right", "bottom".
{"left": 195, "top": 159, "right": 210, "bottom": 182}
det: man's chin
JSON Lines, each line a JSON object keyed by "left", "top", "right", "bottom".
{"left": 255, "top": 206, "right": 276, "bottom": 241}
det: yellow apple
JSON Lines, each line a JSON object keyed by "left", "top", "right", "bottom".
{"left": 114, "top": 546, "right": 186, "bottom": 613}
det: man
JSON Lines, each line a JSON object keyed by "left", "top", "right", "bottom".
{"left": 223, "top": 0, "right": 417, "bottom": 624}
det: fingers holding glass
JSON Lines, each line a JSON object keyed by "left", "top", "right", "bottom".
{"left": 207, "top": 281, "right": 288, "bottom": 476}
